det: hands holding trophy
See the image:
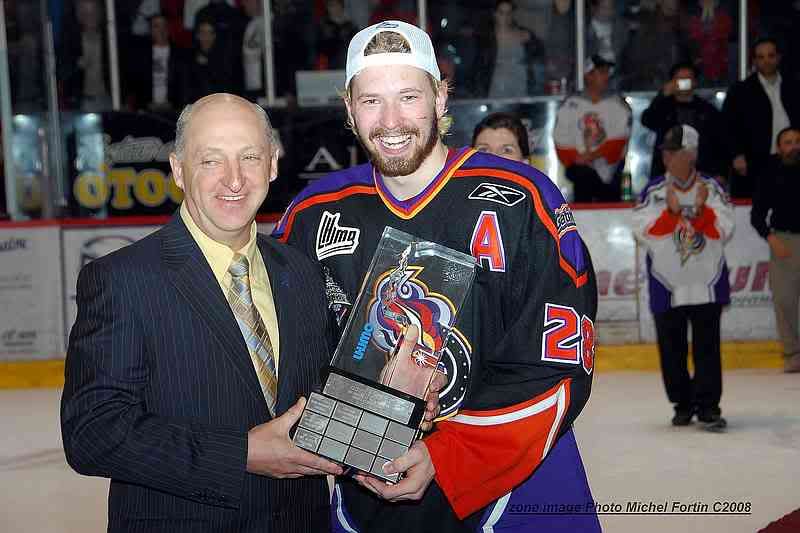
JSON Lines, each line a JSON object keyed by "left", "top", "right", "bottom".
{"left": 292, "top": 227, "right": 476, "bottom": 486}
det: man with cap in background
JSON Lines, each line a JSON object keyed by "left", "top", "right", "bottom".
{"left": 633, "top": 124, "right": 734, "bottom": 432}
{"left": 275, "top": 19, "right": 601, "bottom": 533}
{"left": 554, "top": 54, "right": 632, "bottom": 202}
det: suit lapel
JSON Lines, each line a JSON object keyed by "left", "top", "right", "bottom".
{"left": 160, "top": 215, "right": 266, "bottom": 408}
{"left": 257, "top": 235, "right": 298, "bottom": 415}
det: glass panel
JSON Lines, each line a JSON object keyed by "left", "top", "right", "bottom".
{"left": 8, "top": 1, "right": 46, "bottom": 113}
{"left": 430, "top": 1, "right": 573, "bottom": 100}
{"left": 57, "top": 0, "right": 114, "bottom": 112}
{"left": 4, "top": 0, "right": 50, "bottom": 219}
{"left": 292, "top": 1, "right": 422, "bottom": 108}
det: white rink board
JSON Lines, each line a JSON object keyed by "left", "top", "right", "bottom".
{"left": 0, "top": 227, "right": 64, "bottom": 360}
{"left": 0, "top": 206, "right": 777, "bottom": 360}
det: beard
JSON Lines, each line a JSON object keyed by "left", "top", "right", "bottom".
{"left": 782, "top": 149, "right": 800, "bottom": 166}
{"left": 354, "top": 116, "right": 439, "bottom": 177}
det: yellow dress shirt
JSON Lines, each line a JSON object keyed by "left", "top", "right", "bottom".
{"left": 180, "top": 204, "right": 280, "bottom": 368}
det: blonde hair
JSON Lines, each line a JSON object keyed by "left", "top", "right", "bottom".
{"left": 343, "top": 31, "right": 453, "bottom": 137}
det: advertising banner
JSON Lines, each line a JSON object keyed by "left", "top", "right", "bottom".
{"left": 573, "top": 208, "right": 641, "bottom": 344}
{"left": 0, "top": 227, "right": 64, "bottom": 360}
{"left": 62, "top": 225, "right": 161, "bottom": 341}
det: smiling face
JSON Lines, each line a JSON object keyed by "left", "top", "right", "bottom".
{"left": 473, "top": 127, "right": 526, "bottom": 162}
{"left": 346, "top": 64, "right": 447, "bottom": 178}
{"left": 169, "top": 94, "right": 277, "bottom": 249}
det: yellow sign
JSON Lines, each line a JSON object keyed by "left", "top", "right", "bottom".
{"left": 73, "top": 165, "right": 183, "bottom": 209}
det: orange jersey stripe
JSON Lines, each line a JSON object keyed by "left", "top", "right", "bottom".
{"left": 276, "top": 185, "right": 376, "bottom": 243}
{"left": 425, "top": 378, "right": 572, "bottom": 519}
{"left": 376, "top": 149, "right": 477, "bottom": 219}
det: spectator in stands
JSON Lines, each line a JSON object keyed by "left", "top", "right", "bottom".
{"left": 428, "top": 1, "right": 481, "bottom": 98}
{"left": 722, "top": 38, "right": 800, "bottom": 198}
{"left": 620, "top": 0, "right": 689, "bottom": 91}
{"left": 129, "top": 0, "right": 161, "bottom": 38}
{"left": 685, "top": 0, "right": 733, "bottom": 86}
{"left": 161, "top": 0, "right": 193, "bottom": 49}
{"left": 8, "top": 0, "right": 43, "bottom": 112}
{"left": 544, "top": 0, "right": 574, "bottom": 94}
{"left": 195, "top": 0, "right": 247, "bottom": 50}
{"left": 474, "top": 0, "right": 544, "bottom": 98}
{"left": 471, "top": 112, "right": 530, "bottom": 163}
{"left": 633, "top": 124, "right": 734, "bottom": 432}
{"left": 641, "top": 62, "right": 725, "bottom": 179}
{"left": 183, "top": 0, "right": 236, "bottom": 32}
{"left": 313, "top": 0, "right": 357, "bottom": 70}
{"left": 241, "top": 0, "right": 266, "bottom": 100}
{"left": 181, "top": 20, "right": 237, "bottom": 104}
{"left": 271, "top": 0, "right": 313, "bottom": 101}
{"left": 59, "top": 0, "right": 111, "bottom": 111}
{"left": 586, "top": 0, "right": 628, "bottom": 74}
{"left": 129, "top": 14, "right": 185, "bottom": 114}
{"left": 554, "top": 55, "right": 632, "bottom": 202}
{"left": 750, "top": 127, "right": 800, "bottom": 373}
{"left": 367, "top": 0, "right": 416, "bottom": 26}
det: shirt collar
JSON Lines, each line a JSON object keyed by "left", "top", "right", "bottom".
{"left": 180, "top": 203, "right": 259, "bottom": 285}
{"left": 758, "top": 72, "right": 781, "bottom": 88}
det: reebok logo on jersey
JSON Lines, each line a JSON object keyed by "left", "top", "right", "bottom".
{"left": 316, "top": 211, "right": 360, "bottom": 260}
{"left": 468, "top": 183, "right": 526, "bottom": 207}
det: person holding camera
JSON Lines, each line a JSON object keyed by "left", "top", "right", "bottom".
{"left": 641, "top": 62, "right": 726, "bottom": 180}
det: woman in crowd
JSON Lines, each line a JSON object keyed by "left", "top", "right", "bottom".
{"left": 471, "top": 112, "right": 531, "bottom": 164}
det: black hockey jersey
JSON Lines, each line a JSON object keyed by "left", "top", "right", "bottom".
{"left": 274, "top": 147, "right": 598, "bottom": 525}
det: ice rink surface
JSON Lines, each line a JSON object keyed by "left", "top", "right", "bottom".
{"left": 2, "top": 369, "right": 798, "bottom": 532}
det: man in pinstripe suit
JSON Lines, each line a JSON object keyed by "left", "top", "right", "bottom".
{"left": 61, "top": 93, "right": 345, "bottom": 532}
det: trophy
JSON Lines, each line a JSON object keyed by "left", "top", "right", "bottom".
{"left": 292, "top": 227, "right": 477, "bottom": 482}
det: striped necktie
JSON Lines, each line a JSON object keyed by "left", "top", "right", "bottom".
{"left": 227, "top": 253, "right": 278, "bottom": 416}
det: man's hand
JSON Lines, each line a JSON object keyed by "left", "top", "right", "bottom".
{"left": 694, "top": 182, "right": 708, "bottom": 209}
{"left": 246, "top": 397, "right": 343, "bottom": 478}
{"left": 575, "top": 151, "right": 595, "bottom": 165}
{"left": 353, "top": 441, "right": 435, "bottom": 502}
{"left": 733, "top": 154, "right": 748, "bottom": 175}
{"left": 667, "top": 185, "right": 681, "bottom": 215}
{"left": 662, "top": 79, "right": 677, "bottom": 96}
{"left": 768, "top": 233, "right": 792, "bottom": 259}
{"left": 421, "top": 370, "right": 446, "bottom": 432}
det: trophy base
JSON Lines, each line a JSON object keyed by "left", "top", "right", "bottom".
{"left": 292, "top": 367, "right": 425, "bottom": 483}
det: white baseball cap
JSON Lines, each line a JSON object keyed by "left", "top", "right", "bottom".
{"left": 345, "top": 20, "right": 441, "bottom": 88}
{"left": 660, "top": 124, "right": 700, "bottom": 151}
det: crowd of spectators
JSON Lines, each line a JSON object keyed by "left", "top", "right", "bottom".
{"left": 3, "top": 0, "right": 800, "bottom": 207}
{"left": 22, "top": 0, "right": 796, "bottom": 114}
{"left": 0, "top": 1, "right": 790, "bottom": 110}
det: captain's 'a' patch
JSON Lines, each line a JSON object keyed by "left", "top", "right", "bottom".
{"left": 468, "top": 183, "right": 526, "bottom": 207}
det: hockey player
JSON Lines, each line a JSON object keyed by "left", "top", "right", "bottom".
{"left": 632, "top": 124, "right": 734, "bottom": 432}
{"left": 274, "top": 20, "right": 600, "bottom": 532}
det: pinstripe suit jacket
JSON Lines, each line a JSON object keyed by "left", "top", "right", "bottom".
{"left": 61, "top": 214, "right": 333, "bottom": 532}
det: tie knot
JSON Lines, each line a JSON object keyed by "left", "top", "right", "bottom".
{"left": 228, "top": 254, "right": 250, "bottom": 279}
